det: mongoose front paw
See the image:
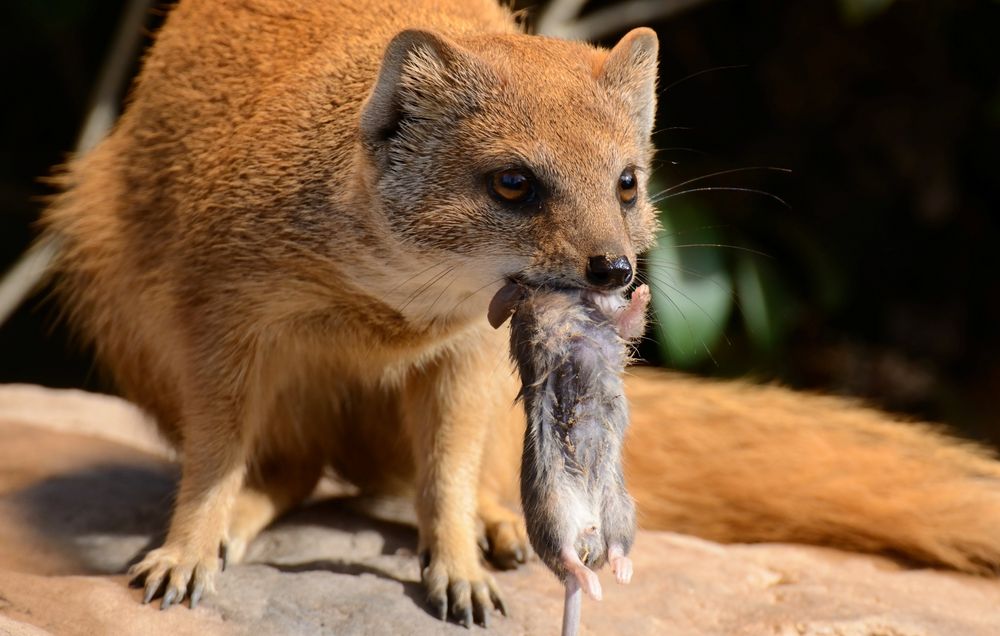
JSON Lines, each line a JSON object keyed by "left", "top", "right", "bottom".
{"left": 128, "top": 543, "right": 222, "bottom": 610}
{"left": 420, "top": 550, "right": 507, "bottom": 628}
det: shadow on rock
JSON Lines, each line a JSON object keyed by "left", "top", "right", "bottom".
{"left": 10, "top": 462, "right": 176, "bottom": 574}
{"left": 12, "top": 458, "right": 454, "bottom": 622}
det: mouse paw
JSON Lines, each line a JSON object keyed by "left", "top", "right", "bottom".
{"left": 420, "top": 549, "right": 507, "bottom": 628}
{"left": 616, "top": 283, "right": 650, "bottom": 341}
{"left": 576, "top": 566, "right": 603, "bottom": 601}
{"left": 608, "top": 543, "right": 633, "bottom": 584}
{"left": 561, "top": 548, "right": 604, "bottom": 601}
{"left": 610, "top": 554, "right": 633, "bottom": 584}
{"left": 128, "top": 543, "right": 221, "bottom": 610}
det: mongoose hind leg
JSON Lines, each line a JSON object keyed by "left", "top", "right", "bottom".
{"left": 223, "top": 454, "right": 323, "bottom": 566}
{"left": 128, "top": 410, "right": 248, "bottom": 610}
{"left": 477, "top": 495, "right": 531, "bottom": 570}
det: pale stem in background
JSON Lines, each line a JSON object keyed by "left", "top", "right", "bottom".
{"left": 0, "top": 0, "right": 154, "bottom": 326}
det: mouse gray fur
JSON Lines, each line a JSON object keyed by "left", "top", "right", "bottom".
{"left": 503, "top": 283, "right": 649, "bottom": 635}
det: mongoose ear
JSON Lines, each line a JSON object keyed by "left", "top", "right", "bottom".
{"left": 597, "top": 27, "right": 659, "bottom": 139}
{"left": 360, "top": 29, "right": 476, "bottom": 155}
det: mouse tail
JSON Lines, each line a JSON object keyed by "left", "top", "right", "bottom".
{"left": 624, "top": 367, "right": 1000, "bottom": 575}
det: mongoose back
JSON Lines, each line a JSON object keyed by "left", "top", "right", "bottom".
{"left": 39, "top": 0, "right": 1000, "bottom": 629}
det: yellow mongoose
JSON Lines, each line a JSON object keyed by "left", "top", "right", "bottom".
{"left": 41, "top": 0, "right": 1000, "bottom": 627}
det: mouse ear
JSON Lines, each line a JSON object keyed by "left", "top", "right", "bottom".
{"left": 596, "top": 27, "right": 659, "bottom": 140}
{"left": 360, "top": 30, "right": 487, "bottom": 165}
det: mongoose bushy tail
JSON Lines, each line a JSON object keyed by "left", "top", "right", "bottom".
{"left": 626, "top": 368, "right": 1000, "bottom": 574}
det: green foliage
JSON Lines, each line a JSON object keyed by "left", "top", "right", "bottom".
{"left": 646, "top": 204, "right": 733, "bottom": 367}
{"left": 646, "top": 201, "right": 805, "bottom": 368}
{"left": 734, "top": 254, "right": 798, "bottom": 355}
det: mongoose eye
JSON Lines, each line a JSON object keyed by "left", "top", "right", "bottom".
{"left": 618, "top": 167, "right": 638, "bottom": 205}
{"left": 488, "top": 169, "right": 536, "bottom": 205}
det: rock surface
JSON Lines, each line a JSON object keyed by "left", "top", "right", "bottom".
{"left": 1, "top": 384, "right": 1000, "bottom": 636}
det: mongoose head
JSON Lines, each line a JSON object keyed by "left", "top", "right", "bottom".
{"left": 358, "top": 27, "right": 659, "bottom": 325}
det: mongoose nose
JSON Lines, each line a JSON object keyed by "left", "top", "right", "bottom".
{"left": 586, "top": 255, "right": 633, "bottom": 289}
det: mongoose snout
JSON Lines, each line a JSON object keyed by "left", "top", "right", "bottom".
{"left": 585, "top": 254, "right": 634, "bottom": 289}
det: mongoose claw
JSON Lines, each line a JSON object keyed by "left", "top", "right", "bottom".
{"left": 489, "top": 584, "right": 508, "bottom": 617}
{"left": 448, "top": 580, "right": 474, "bottom": 628}
{"left": 471, "top": 581, "right": 493, "bottom": 627}
{"left": 128, "top": 545, "right": 220, "bottom": 610}
{"left": 189, "top": 580, "right": 206, "bottom": 609}
{"left": 136, "top": 571, "right": 165, "bottom": 605}
{"left": 160, "top": 585, "right": 180, "bottom": 611}
{"left": 421, "top": 554, "right": 506, "bottom": 627}
{"left": 429, "top": 596, "right": 447, "bottom": 622}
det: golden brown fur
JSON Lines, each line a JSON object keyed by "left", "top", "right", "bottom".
{"left": 626, "top": 368, "right": 1000, "bottom": 574}
{"left": 39, "top": 0, "right": 1000, "bottom": 626}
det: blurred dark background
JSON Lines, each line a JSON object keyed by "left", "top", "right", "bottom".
{"left": 1, "top": 1, "right": 998, "bottom": 442}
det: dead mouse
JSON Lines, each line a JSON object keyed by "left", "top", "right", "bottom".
{"left": 495, "top": 282, "right": 649, "bottom": 635}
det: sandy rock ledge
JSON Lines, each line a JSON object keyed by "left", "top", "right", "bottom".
{"left": 1, "top": 384, "right": 999, "bottom": 636}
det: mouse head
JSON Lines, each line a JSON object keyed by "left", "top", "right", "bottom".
{"left": 358, "top": 27, "right": 660, "bottom": 325}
